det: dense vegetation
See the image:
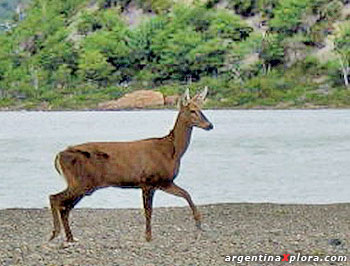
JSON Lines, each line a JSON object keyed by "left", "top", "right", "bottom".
{"left": 0, "top": 0, "right": 350, "bottom": 110}
{"left": 0, "top": 0, "right": 29, "bottom": 24}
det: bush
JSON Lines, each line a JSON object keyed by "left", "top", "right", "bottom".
{"left": 171, "top": 5, "right": 212, "bottom": 32}
{"left": 226, "top": 0, "right": 258, "bottom": 16}
{"left": 270, "top": 0, "right": 311, "bottom": 35}
{"left": 78, "top": 50, "right": 114, "bottom": 84}
{"left": 77, "top": 11, "right": 102, "bottom": 35}
{"left": 208, "top": 10, "right": 252, "bottom": 41}
{"left": 301, "top": 55, "right": 319, "bottom": 71}
{"left": 260, "top": 33, "right": 284, "bottom": 67}
{"left": 55, "top": 0, "right": 82, "bottom": 17}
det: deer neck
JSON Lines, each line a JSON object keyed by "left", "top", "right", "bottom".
{"left": 169, "top": 112, "right": 193, "bottom": 160}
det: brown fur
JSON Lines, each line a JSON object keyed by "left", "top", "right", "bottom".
{"left": 49, "top": 88, "right": 213, "bottom": 242}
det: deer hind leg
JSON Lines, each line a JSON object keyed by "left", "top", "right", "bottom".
{"left": 160, "top": 182, "right": 202, "bottom": 230}
{"left": 142, "top": 187, "right": 155, "bottom": 241}
{"left": 49, "top": 188, "right": 83, "bottom": 242}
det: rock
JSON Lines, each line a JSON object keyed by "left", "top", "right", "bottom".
{"left": 98, "top": 90, "right": 164, "bottom": 110}
{"left": 342, "top": 3, "right": 350, "bottom": 20}
{"left": 20, "top": 36, "right": 36, "bottom": 53}
{"left": 123, "top": 2, "right": 154, "bottom": 28}
{"left": 312, "top": 75, "right": 328, "bottom": 84}
{"left": 300, "top": 14, "right": 319, "bottom": 33}
{"left": 275, "top": 101, "right": 293, "bottom": 109}
{"left": 241, "top": 53, "right": 260, "bottom": 68}
{"left": 164, "top": 95, "right": 179, "bottom": 106}
{"left": 328, "top": 238, "right": 342, "bottom": 246}
{"left": 284, "top": 41, "right": 308, "bottom": 68}
{"left": 36, "top": 101, "right": 51, "bottom": 111}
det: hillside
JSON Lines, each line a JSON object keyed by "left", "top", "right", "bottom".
{"left": 0, "top": 0, "right": 350, "bottom": 110}
{"left": 0, "top": 0, "right": 29, "bottom": 25}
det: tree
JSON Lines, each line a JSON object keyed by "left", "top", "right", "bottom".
{"left": 259, "top": 33, "right": 284, "bottom": 74}
{"left": 269, "top": 0, "right": 311, "bottom": 35}
{"left": 78, "top": 50, "right": 113, "bottom": 85}
{"left": 52, "top": 64, "right": 72, "bottom": 89}
{"left": 208, "top": 9, "right": 252, "bottom": 41}
{"left": 226, "top": 0, "right": 257, "bottom": 16}
{"left": 334, "top": 23, "right": 350, "bottom": 88}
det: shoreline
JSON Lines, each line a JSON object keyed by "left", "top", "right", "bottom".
{"left": 1, "top": 202, "right": 349, "bottom": 265}
{"left": 1, "top": 106, "right": 350, "bottom": 112}
{"left": 2, "top": 201, "right": 350, "bottom": 210}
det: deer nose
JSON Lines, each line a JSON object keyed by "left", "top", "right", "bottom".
{"left": 207, "top": 123, "right": 214, "bottom": 130}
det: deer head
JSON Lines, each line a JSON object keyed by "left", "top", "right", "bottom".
{"left": 178, "top": 87, "right": 213, "bottom": 131}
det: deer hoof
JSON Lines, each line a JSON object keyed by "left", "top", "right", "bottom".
{"left": 145, "top": 234, "right": 152, "bottom": 242}
{"left": 195, "top": 221, "right": 205, "bottom": 231}
{"left": 49, "top": 231, "right": 59, "bottom": 241}
{"left": 60, "top": 240, "right": 78, "bottom": 249}
{"left": 66, "top": 237, "right": 78, "bottom": 243}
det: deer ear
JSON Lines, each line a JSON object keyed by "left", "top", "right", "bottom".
{"left": 179, "top": 88, "right": 191, "bottom": 107}
{"left": 192, "top": 86, "right": 208, "bottom": 105}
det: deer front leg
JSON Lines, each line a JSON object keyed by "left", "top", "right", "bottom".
{"left": 142, "top": 187, "right": 155, "bottom": 242}
{"left": 160, "top": 182, "right": 202, "bottom": 230}
{"left": 60, "top": 194, "right": 83, "bottom": 242}
{"left": 49, "top": 194, "right": 62, "bottom": 241}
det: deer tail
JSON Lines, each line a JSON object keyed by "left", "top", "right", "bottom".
{"left": 54, "top": 153, "right": 62, "bottom": 175}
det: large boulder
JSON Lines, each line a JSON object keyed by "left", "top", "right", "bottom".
{"left": 164, "top": 94, "right": 180, "bottom": 106}
{"left": 284, "top": 41, "right": 308, "bottom": 68}
{"left": 98, "top": 90, "right": 164, "bottom": 110}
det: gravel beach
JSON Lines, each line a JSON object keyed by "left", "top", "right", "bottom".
{"left": 1, "top": 203, "right": 350, "bottom": 265}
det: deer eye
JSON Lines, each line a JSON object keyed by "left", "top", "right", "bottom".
{"left": 190, "top": 110, "right": 196, "bottom": 114}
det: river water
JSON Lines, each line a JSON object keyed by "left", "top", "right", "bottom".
{"left": 0, "top": 110, "right": 350, "bottom": 209}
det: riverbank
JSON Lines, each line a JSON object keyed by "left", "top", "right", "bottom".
{"left": 1, "top": 203, "right": 349, "bottom": 265}
{"left": 0, "top": 103, "right": 344, "bottom": 111}
{"left": 0, "top": 90, "right": 349, "bottom": 111}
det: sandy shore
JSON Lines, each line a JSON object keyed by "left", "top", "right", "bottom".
{"left": 1, "top": 203, "right": 350, "bottom": 265}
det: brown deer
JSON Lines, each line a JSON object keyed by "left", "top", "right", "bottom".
{"left": 49, "top": 87, "right": 213, "bottom": 242}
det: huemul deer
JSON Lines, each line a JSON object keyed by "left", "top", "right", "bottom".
{"left": 49, "top": 87, "right": 213, "bottom": 242}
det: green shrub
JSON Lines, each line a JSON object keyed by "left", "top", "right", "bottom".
{"left": 260, "top": 33, "right": 284, "bottom": 67}
{"left": 78, "top": 50, "right": 114, "bottom": 84}
{"left": 209, "top": 10, "right": 252, "bottom": 41}
{"left": 270, "top": 0, "right": 311, "bottom": 35}
{"left": 171, "top": 5, "right": 212, "bottom": 32}
{"left": 77, "top": 11, "right": 102, "bottom": 35}
{"left": 226, "top": 0, "right": 258, "bottom": 16}
{"left": 300, "top": 55, "right": 320, "bottom": 72}
{"left": 157, "top": 83, "right": 182, "bottom": 97}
